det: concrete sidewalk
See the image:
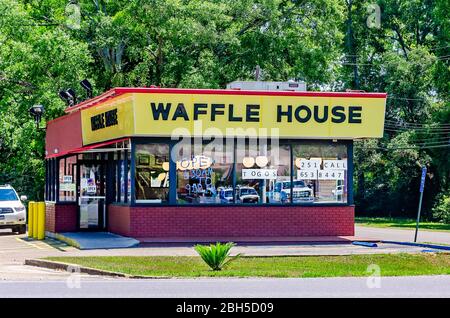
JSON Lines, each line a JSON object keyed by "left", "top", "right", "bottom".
{"left": 355, "top": 225, "right": 450, "bottom": 245}
{"left": 53, "top": 232, "right": 140, "bottom": 250}
{"left": 137, "top": 235, "right": 379, "bottom": 244}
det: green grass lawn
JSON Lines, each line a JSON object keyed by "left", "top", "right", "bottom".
{"left": 355, "top": 217, "right": 450, "bottom": 231}
{"left": 46, "top": 253, "right": 450, "bottom": 278}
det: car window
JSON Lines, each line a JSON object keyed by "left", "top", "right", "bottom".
{"left": 293, "top": 180, "right": 306, "bottom": 187}
{"left": 0, "top": 189, "right": 18, "bottom": 201}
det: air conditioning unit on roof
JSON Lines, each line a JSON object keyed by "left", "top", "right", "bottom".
{"left": 226, "top": 80, "right": 307, "bottom": 92}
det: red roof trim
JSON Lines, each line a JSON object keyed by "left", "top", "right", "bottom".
{"left": 63, "top": 87, "right": 387, "bottom": 114}
{"left": 64, "top": 88, "right": 118, "bottom": 114}
{"left": 46, "top": 137, "right": 130, "bottom": 159}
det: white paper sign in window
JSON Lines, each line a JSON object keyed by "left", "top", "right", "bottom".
{"left": 242, "top": 169, "right": 277, "bottom": 180}
{"left": 62, "top": 175, "right": 73, "bottom": 183}
{"left": 295, "top": 158, "right": 322, "bottom": 170}
{"left": 318, "top": 169, "right": 346, "bottom": 180}
{"left": 59, "top": 183, "right": 76, "bottom": 191}
{"left": 297, "top": 169, "right": 318, "bottom": 180}
{"left": 323, "top": 160, "right": 347, "bottom": 170}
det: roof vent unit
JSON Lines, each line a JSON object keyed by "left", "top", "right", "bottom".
{"left": 226, "top": 80, "right": 306, "bottom": 92}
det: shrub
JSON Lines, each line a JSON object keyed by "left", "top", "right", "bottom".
{"left": 194, "top": 242, "right": 240, "bottom": 271}
{"left": 433, "top": 193, "right": 450, "bottom": 224}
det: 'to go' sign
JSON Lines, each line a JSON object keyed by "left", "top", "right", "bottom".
{"left": 242, "top": 169, "right": 277, "bottom": 180}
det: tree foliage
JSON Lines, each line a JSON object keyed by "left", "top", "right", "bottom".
{"left": 0, "top": 0, "right": 448, "bottom": 220}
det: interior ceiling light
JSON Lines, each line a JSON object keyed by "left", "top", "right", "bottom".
{"left": 242, "top": 157, "right": 255, "bottom": 168}
{"left": 255, "top": 156, "right": 269, "bottom": 168}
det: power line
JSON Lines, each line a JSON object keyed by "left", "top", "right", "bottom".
{"left": 384, "top": 128, "right": 450, "bottom": 134}
{"left": 361, "top": 144, "right": 450, "bottom": 151}
{"left": 430, "top": 45, "right": 450, "bottom": 51}
{"left": 387, "top": 96, "right": 426, "bottom": 101}
{"left": 384, "top": 128, "right": 450, "bottom": 135}
{"left": 409, "top": 140, "right": 450, "bottom": 146}
{"left": 359, "top": 135, "right": 450, "bottom": 142}
{"left": 385, "top": 122, "right": 450, "bottom": 129}
{"left": 384, "top": 125, "right": 450, "bottom": 132}
{"left": 385, "top": 119, "right": 450, "bottom": 126}
{"left": 407, "top": 136, "right": 450, "bottom": 142}
{"left": 385, "top": 120, "right": 450, "bottom": 128}
{"left": 385, "top": 123, "right": 450, "bottom": 129}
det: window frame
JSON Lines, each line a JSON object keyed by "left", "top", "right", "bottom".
{"left": 130, "top": 137, "right": 353, "bottom": 207}
{"left": 134, "top": 142, "right": 171, "bottom": 204}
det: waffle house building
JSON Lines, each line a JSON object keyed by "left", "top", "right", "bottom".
{"left": 44, "top": 86, "right": 386, "bottom": 239}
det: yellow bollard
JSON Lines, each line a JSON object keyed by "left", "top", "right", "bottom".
{"left": 37, "top": 202, "right": 46, "bottom": 240}
{"left": 28, "top": 202, "right": 35, "bottom": 238}
{"left": 32, "top": 202, "right": 38, "bottom": 239}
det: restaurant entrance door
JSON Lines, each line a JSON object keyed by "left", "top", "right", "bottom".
{"left": 76, "top": 161, "right": 106, "bottom": 230}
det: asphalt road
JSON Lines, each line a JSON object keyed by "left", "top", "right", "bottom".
{"left": 1, "top": 275, "right": 450, "bottom": 298}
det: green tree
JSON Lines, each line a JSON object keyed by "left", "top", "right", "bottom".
{"left": 0, "top": 0, "right": 92, "bottom": 199}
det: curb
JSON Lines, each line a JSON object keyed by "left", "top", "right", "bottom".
{"left": 24, "top": 259, "right": 169, "bottom": 279}
{"left": 382, "top": 240, "right": 450, "bottom": 251}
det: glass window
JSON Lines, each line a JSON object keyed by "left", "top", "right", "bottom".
{"left": 293, "top": 142, "right": 348, "bottom": 204}
{"left": 127, "top": 150, "right": 131, "bottom": 202}
{"left": 0, "top": 188, "right": 18, "bottom": 201}
{"left": 116, "top": 150, "right": 131, "bottom": 203}
{"left": 176, "top": 142, "right": 233, "bottom": 204}
{"left": 58, "top": 155, "right": 77, "bottom": 202}
{"left": 236, "top": 141, "right": 292, "bottom": 204}
{"left": 46, "top": 158, "right": 57, "bottom": 202}
{"left": 135, "top": 144, "right": 170, "bottom": 203}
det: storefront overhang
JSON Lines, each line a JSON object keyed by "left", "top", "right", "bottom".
{"left": 46, "top": 87, "right": 387, "bottom": 158}
{"left": 45, "top": 137, "right": 130, "bottom": 159}
{"left": 45, "top": 110, "right": 83, "bottom": 158}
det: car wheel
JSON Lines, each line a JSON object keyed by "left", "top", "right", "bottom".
{"left": 18, "top": 225, "right": 26, "bottom": 235}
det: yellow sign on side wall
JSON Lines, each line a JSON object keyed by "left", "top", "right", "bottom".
{"left": 81, "top": 94, "right": 135, "bottom": 145}
{"left": 81, "top": 91, "right": 386, "bottom": 145}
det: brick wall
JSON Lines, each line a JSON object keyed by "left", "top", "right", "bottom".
{"left": 108, "top": 205, "right": 131, "bottom": 236}
{"left": 108, "top": 204, "right": 354, "bottom": 238}
{"left": 45, "top": 203, "right": 56, "bottom": 233}
{"left": 45, "top": 202, "right": 77, "bottom": 233}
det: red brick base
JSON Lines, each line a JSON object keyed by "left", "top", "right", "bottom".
{"left": 108, "top": 205, "right": 355, "bottom": 238}
{"left": 46, "top": 203, "right": 354, "bottom": 238}
{"left": 45, "top": 202, "right": 77, "bottom": 233}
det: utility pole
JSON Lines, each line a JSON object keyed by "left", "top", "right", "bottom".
{"left": 254, "top": 65, "right": 261, "bottom": 81}
{"left": 345, "top": 0, "right": 359, "bottom": 89}
{"left": 414, "top": 166, "right": 427, "bottom": 242}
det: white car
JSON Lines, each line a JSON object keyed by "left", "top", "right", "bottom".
{"left": 237, "top": 186, "right": 260, "bottom": 203}
{"left": 273, "top": 180, "right": 314, "bottom": 203}
{"left": 0, "top": 185, "right": 27, "bottom": 234}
